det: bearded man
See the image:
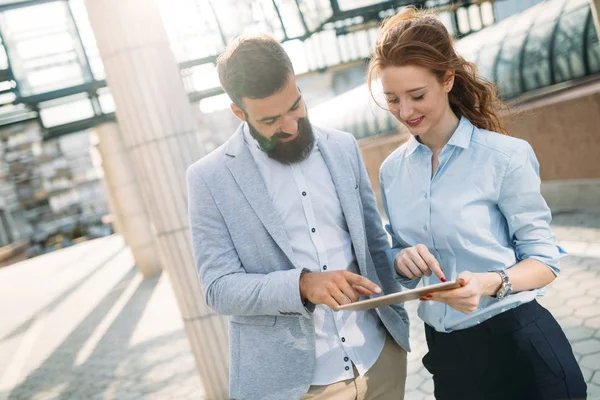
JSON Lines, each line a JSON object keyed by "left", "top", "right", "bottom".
{"left": 186, "top": 34, "right": 409, "bottom": 400}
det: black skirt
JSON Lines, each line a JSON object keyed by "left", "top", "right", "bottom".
{"left": 423, "top": 300, "right": 587, "bottom": 400}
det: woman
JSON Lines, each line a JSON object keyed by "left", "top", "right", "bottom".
{"left": 369, "top": 7, "right": 586, "bottom": 400}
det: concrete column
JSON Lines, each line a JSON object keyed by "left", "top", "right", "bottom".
{"left": 92, "top": 123, "right": 161, "bottom": 277}
{"left": 84, "top": 1, "right": 229, "bottom": 398}
{"left": 592, "top": 0, "right": 600, "bottom": 41}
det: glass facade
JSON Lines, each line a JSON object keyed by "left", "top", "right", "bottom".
{"left": 316, "top": 0, "right": 600, "bottom": 139}
{"left": 0, "top": 0, "right": 595, "bottom": 141}
{"left": 456, "top": 0, "right": 598, "bottom": 100}
{"left": 0, "top": 0, "right": 498, "bottom": 139}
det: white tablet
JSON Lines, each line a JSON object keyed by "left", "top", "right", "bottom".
{"left": 337, "top": 281, "right": 460, "bottom": 311}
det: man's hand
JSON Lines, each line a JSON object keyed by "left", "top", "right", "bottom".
{"left": 299, "top": 270, "right": 382, "bottom": 311}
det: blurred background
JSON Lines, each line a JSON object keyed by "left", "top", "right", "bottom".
{"left": 0, "top": 0, "right": 599, "bottom": 399}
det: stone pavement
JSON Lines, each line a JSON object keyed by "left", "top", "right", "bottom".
{"left": 0, "top": 211, "right": 598, "bottom": 400}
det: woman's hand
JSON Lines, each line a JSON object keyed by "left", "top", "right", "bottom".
{"left": 422, "top": 271, "right": 503, "bottom": 314}
{"left": 394, "top": 244, "right": 446, "bottom": 282}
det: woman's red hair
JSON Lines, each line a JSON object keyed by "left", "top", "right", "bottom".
{"left": 368, "top": 7, "right": 507, "bottom": 134}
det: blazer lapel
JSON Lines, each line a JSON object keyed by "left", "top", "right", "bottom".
{"left": 318, "top": 135, "right": 368, "bottom": 275}
{"left": 226, "top": 127, "right": 298, "bottom": 267}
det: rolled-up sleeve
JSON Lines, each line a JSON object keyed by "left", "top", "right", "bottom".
{"left": 498, "top": 142, "right": 566, "bottom": 275}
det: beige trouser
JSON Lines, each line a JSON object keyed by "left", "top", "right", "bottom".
{"left": 300, "top": 334, "right": 408, "bottom": 400}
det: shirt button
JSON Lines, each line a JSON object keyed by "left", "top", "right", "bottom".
{"left": 424, "top": 193, "right": 428, "bottom": 199}
{"left": 311, "top": 228, "right": 316, "bottom": 233}
{"left": 423, "top": 225, "right": 428, "bottom": 231}
{"left": 302, "top": 191, "right": 307, "bottom": 196}
{"left": 345, "top": 366, "right": 350, "bottom": 371}
{"left": 344, "top": 357, "right": 349, "bottom": 362}
{"left": 322, "top": 265, "right": 327, "bottom": 270}
{"left": 341, "top": 337, "right": 346, "bottom": 343}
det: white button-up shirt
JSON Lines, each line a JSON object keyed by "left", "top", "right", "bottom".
{"left": 243, "top": 125, "right": 386, "bottom": 386}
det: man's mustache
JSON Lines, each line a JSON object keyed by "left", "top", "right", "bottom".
{"left": 271, "top": 131, "right": 294, "bottom": 141}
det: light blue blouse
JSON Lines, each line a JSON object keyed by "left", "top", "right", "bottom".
{"left": 380, "top": 117, "right": 565, "bottom": 333}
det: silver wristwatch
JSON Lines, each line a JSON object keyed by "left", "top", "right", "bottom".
{"left": 492, "top": 269, "right": 512, "bottom": 300}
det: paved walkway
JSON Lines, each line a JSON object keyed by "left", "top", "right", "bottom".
{"left": 0, "top": 211, "right": 599, "bottom": 400}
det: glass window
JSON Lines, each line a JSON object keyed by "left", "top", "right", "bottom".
{"left": 282, "top": 39, "right": 309, "bottom": 74}
{"left": 302, "top": 34, "right": 323, "bottom": 71}
{"left": 480, "top": 2, "right": 495, "bottom": 26}
{"left": 552, "top": 6, "right": 588, "bottom": 83}
{"left": 337, "top": 33, "right": 352, "bottom": 63}
{"left": 337, "top": 0, "right": 384, "bottom": 11}
{"left": 316, "top": 30, "right": 342, "bottom": 67}
{"left": 0, "top": 1, "right": 92, "bottom": 96}
{"left": 353, "top": 29, "right": 372, "bottom": 59}
{"left": 456, "top": 7, "right": 470, "bottom": 35}
{"left": 563, "top": 0, "right": 589, "bottom": 13}
{"left": 468, "top": 5, "right": 483, "bottom": 32}
{"left": 157, "top": 0, "right": 228, "bottom": 63}
{"left": 586, "top": 11, "right": 600, "bottom": 74}
{"left": 69, "top": 0, "right": 104, "bottom": 81}
{"left": 455, "top": 34, "right": 483, "bottom": 64}
{"left": 476, "top": 44, "right": 500, "bottom": 82}
{"left": 39, "top": 93, "right": 95, "bottom": 127}
{"left": 299, "top": 0, "right": 333, "bottom": 32}
{"left": 181, "top": 63, "right": 219, "bottom": 94}
{"left": 273, "top": 0, "right": 307, "bottom": 38}
{"left": 0, "top": 41, "right": 9, "bottom": 70}
{"left": 522, "top": 21, "right": 554, "bottom": 91}
{"left": 495, "top": 34, "right": 527, "bottom": 98}
{"left": 534, "top": 0, "right": 567, "bottom": 25}
{"left": 97, "top": 87, "right": 115, "bottom": 114}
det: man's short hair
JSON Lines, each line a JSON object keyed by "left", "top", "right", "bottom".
{"left": 216, "top": 34, "right": 295, "bottom": 108}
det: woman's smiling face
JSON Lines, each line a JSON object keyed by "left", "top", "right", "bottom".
{"left": 380, "top": 64, "right": 454, "bottom": 139}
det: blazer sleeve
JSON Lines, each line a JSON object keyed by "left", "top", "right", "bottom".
{"left": 186, "top": 164, "right": 314, "bottom": 318}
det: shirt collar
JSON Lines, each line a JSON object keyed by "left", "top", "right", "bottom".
{"left": 405, "top": 116, "right": 473, "bottom": 157}
{"left": 406, "top": 134, "right": 421, "bottom": 157}
{"left": 447, "top": 116, "right": 473, "bottom": 150}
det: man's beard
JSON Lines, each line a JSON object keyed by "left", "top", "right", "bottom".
{"left": 246, "top": 115, "right": 315, "bottom": 164}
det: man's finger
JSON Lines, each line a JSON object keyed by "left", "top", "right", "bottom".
{"left": 352, "top": 285, "right": 374, "bottom": 296}
{"left": 345, "top": 273, "right": 381, "bottom": 294}
{"left": 340, "top": 282, "right": 360, "bottom": 303}
{"left": 326, "top": 296, "right": 341, "bottom": 311}
{"left": 331, "top": 289, "right": 351, "bottom": 307}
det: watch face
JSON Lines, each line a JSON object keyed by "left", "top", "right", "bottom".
{"left": 499, "top": 283, "right": 512, "bottom": 299}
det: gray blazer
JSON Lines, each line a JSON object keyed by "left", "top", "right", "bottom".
{"left": 186, "top": 124, "right": 409, "bottom": 400}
